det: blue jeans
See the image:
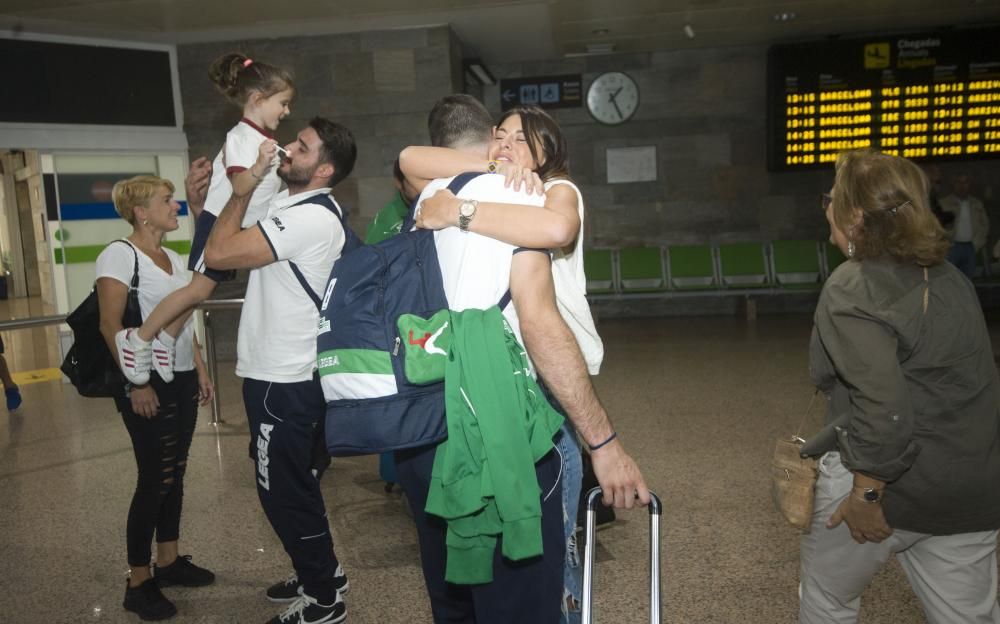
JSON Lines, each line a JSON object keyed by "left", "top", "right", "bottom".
{"left": 538, "top": 382, "right": 584, "bottom": 623}
{"left": 947, "top": 241, "right": 976, "bottom": 280}
{"left": 555, "top": 423, "right": 583, "bottom": 624}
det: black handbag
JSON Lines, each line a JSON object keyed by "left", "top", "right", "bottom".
{"left": 61, "top": 240, "right": 143, "bottom": 398}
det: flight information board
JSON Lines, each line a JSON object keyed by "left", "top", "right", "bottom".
{"left": 767, "top": 28, "right": 1000, "bottom": 171}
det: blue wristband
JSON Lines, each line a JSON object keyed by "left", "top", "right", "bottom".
{"left": 588, "top": 431, "right": 617, "bottom": 451}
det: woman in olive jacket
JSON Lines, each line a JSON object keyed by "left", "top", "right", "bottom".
{"left": 800, "top": 149, "right": 1000, "bottom": 624}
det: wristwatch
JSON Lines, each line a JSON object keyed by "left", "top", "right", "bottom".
{"left": 458, "top": 199, "right": 478, "bottom": 232}
{"left": 858, "top": 487, "right": 883, "bottom": 503}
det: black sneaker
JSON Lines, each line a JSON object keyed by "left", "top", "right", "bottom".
{"left": 123, "top": 578, "right": 177, "bottom": 621}
{"left": 265, "top": 591, "right": 346, "bottom": 624}
{"left": 154, "top": 555, "right": 216, "bottom": 587}
{"left": 265, "top": 565, "right": 349, "bottom": 603}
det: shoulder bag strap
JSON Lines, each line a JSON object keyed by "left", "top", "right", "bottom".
{"left": 113, "top": 239, "right": 140, "bottom": 289}
{"left": 286, "top": 195, "right": 335, "bottom": 311}
{"left": 290, "top": 263, "right": 322, "bottom": 311}
{"left": 793, "top": 390, "right": 821, "bottom": 442}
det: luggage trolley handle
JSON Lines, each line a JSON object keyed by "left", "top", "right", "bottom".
{"left": 581, "top": 487, "right": 663, "bottom": 624}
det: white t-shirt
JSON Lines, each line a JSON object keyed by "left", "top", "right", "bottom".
{"left": 202, "top": 119, "right": 283, "bottom": 228}
{"left": 546, "top": 179, "right": 605, "bottom": 375}
{"left": 236, "top": 187, "right": 345, "bottom": 383}
{"left": 954, "top": 199, "right": 973, "bottom": 242}
{"left": 417, "top": 174, "right": 544, "bottom": 348}
{"left": 95, "top": 241, "right": 195, "bottom": 371}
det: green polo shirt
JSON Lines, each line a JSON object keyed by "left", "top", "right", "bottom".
{"left": 364, "top": 192, "right": 410, "bottom": 245}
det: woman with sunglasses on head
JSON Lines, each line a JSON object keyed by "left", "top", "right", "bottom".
{"left": 799, "top": 148, "right": 1000, "bottom": 624}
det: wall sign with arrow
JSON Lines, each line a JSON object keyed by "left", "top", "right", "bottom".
{"left": 499, "top": 74, "right": 583, "bottom": 111}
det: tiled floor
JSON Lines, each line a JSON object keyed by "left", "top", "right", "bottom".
{"left": 1, "top": 301, "right": 997, "bottom": 623}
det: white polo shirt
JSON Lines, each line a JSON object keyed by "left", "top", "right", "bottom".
{"left": 415, "top": 174, "right": 544, "bottom": 347}
{"left": 203, "top": 118, "right": 283, "bottom": 228}
{"left": 236, "top": 187, "right": 345, "bottom": 383}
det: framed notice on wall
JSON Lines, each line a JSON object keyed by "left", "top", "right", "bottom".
{"left": 606, "top": 146, "right": 657, "bottom": 183}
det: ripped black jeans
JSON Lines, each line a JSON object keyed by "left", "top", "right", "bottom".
{"left": 117, "top": 371, "right": 199, "bottom": 567}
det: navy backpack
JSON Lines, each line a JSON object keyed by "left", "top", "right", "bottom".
{"left": 317, "top": 173, "right": 484, "bottom": 456}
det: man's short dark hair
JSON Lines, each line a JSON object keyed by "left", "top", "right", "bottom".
{"left": 310, "top": 117, "right": 357, "bottom": 188}
{"left": 427, "top": 94, "right": 493, "bottom": 148}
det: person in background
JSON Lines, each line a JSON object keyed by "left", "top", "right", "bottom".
{"left": 364, "top": 159, "right": 417, "bottom": 245}
{"left": 97, "top": 175, "right": 216, "bottom": 621}
{"left": 800, "top": 149, "right": 1000, "bottom": 624}
{"left": 921, "top": 163, "right": 953, "bottom": 230}
{"left": 940, "top": 172, "right": 990, "bottom": 279}
{"left": 0, "top": 338, "right": 22, "bottom": 411}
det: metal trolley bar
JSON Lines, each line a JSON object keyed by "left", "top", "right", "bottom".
{"left": 0, "top": 298, "right": 245, "bottom": 425}
{"left": 195, "top": 298, "right": 243, "bottom": 425}
{"left": 581, "top": 487, "right": 663, "bottom": 624}
{"left": 0, "top": 314, "right": 68, "bottom": 331}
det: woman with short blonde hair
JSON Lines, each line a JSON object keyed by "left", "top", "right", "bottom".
{"left": 98, "top": 174, "right": 216, "bottom": 620}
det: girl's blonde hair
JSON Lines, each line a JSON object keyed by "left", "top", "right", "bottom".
{"left": 111, "top": 175, "right": 174, "bottom": 225}
{"left": 832, "top": 149, "right": 949, "bottom": 266}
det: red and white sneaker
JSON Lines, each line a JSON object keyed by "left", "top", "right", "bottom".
{"left": 151, "top": 333, "right": 176, "bottom": 383}
{"left": 115, "top": 328, "right": 151, "bottom": 385}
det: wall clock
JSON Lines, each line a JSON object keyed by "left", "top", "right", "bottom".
{"left": 586, "top": 72, "right": 639, "bottom": 125}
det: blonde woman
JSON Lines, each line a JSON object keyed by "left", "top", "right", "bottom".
{"left": 97, "top": 175, "right": 215, "bottom": 620}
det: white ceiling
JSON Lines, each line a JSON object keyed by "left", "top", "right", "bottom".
{"left": 0, "top": 0, "right": 999, "bottom": 63}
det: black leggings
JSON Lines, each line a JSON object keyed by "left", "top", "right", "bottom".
{"left": 118, "top": 371, "right": 199, "bottom": 567}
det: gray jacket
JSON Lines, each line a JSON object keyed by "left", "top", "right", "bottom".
{"left": 804, "top": 257, "right": 1000, "bottom": 535}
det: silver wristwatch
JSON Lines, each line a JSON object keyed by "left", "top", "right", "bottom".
{"left": 458, "top": 199, "right": 478, "bottom": 232}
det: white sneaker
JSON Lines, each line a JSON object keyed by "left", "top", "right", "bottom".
{"left": 115, "top": 329, "right": 151, "bottom": 385}
{"left": 151, "top": 334, "right": 175, "bottom": 383}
